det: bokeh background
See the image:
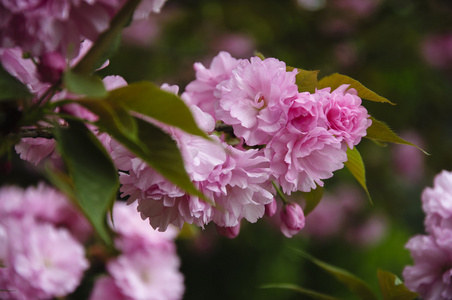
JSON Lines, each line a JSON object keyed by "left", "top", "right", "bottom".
{"left": 4, "top": 0, "right": 452, "bottom": 299}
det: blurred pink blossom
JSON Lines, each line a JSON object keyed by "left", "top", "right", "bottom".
{"left": 421, "top": 33, "right": 452, "bottom": 69}
{"left": 422, "top": 170, "right": 452, "bottom": 233}
{"left": 216, "top": 223, "right": 241, "bottom": 239}
{"left": 330, "top": 0, "right": 382, "bottom": 17}
{"left": 211, "top": 33, "right": 255, "bottom": 58}
{"left": 392, "top": 130, "right": 425, "bottom": 184}
{"left": 403, "top": 229, "right": 452, "bottom": 300}
{"left": 0, "top": 217, "right": 88, "bottom": 299}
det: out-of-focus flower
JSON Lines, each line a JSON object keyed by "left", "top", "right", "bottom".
{"left": 392, "top": 130, "right": 425, "bottom": 184}
{"left": 421, "top": 33, "right": 452, "bottom": 69}
{"left": 0, "top": 183, "right": 92, "bottom": 241}
{"left": 211, "top": 33, "right": 255, "bottom": 58}
{"left": 280, "top": 202, "right": 305, "bottom": 238}
{"left": 422, "top": 170, "right": 452, "bottom": 233}
{"left": 345, "top": 214, "right": 387, "bottom": 247}
{"left": 89, "top": 201, "right": 184, "bottom": 300}
{"left": 216, "top": 56, "right": 298, "bottom": 146}
{"left": 330, "top": 0, "right": 382, "bottom": 17}
{"left": 403, "top": 229, "right": 452, "bottom": 300}
{"left": 216, "top": 223, "right": 241, "bottom": 239}
{"left": 0, "top": 217, "right": 88, "bottom": 300}
{"left": 107, "top": 249, "right": 184, "bottom": 300}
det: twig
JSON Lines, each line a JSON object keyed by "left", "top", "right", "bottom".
{"left": 18, "top": 128, "right": 54, "bottom": 139}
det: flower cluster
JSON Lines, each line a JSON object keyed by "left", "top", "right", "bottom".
{"left": 114, "top": 51, "right": 371, "bottom": 237}
{"left": 0, "top": 184, "right": 90, "bottom": 299}
{"left": 89, "top": 202, "right": 184, "bottom": 300}
{"left": 403, "top": 170, "right": 452, "bottom": 300}
{"left": 0, "top": 0, "right": 167, "bottom": 58}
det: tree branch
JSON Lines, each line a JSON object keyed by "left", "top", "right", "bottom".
{"left": 19, "top": 128, "right": 54, "bottom": 139}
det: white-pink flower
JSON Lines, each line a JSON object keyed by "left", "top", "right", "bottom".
{"left": 317, "top": 85, "right": 371, "bottom": 149}
{"left": 107, "top": 249, "right": 184, "bottom": 300}
{"left": 0, "top": 217, "right": 88, "bottom": 300}
{"left": 422, "top": 170, "right": 452, "bottom": 233}
{"left": 215, "top": 56, "right": 299, "bottom": 146}
{"left": 111, "top": 201, "right": 178, "bottom": 254}
{"left": 182, "top": 51, "right": 242, "bottom": 119}
{"left": 265, "top": 126, "right": 347, "bottom": 194}
{"left": 403, "top": 229, "right": 452, "bottom": 300}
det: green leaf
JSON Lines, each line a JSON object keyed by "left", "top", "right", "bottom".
{"left": 73, "top": 0, "right": 140, "bottom": 74}
{"left": 318, "top": 73, "right": 395, "bottom": 105}
{"left": 261, "top": 283, "right": 341, "bottom": 300}
{"left": 366, "top": 117, "right": 429, "bottom": 154}
{"left": 63, "top": 70, "right": 107, "bottom": 98}
{"left": 377, "top": 269, "right": 418, "bottom": 300}
{"left": 77, "top": 98, "right": 207, "bottom": 201}
{"left": 96, "top": 82, "right": 209, "bottom": 139}
{"left": 287, "top": 66, "right": 319, "bottom": 93}
{"left": 0, "top": 63, "right": 31, "bottom": 101}
{"left": 54, "top": 120, "right": 119, "bottom": 245}
{"left": 293, "top": 249, "right": 378, "bottom": 300}
{"left": 302, "top": 185, "right": 324, "bottom": 216}
{"left": 345, "top": 147, "right": 372, "bottom": 204}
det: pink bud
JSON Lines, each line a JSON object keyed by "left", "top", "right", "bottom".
{"left": 38, "top": 52, "right": 67, "bottom": 84}
{"left": 216, "top": 223, "right": 240, "bottom": 239}
{"left": 280, "top": 203, "right": 305, "bottom": 238}
{"left": 265, "top": 198, "right": 277, "bottom": 217}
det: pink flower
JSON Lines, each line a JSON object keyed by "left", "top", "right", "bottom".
{"left": 0, "top": 183, "right": 92, "bottom": 241}
{"left": 0, "top": 0, "right": 121, "bottom": 58}
{"left": 107, "top": 249, "right": 184, "bottom": 300}
{"left": 89, "top": 276, "right": 126, "bottom": 300}
{"left": 182, "top": 51, "right": 242, "bottom": 119}
{"left": 0, "top": 217, "right": 88, "bottom": 300}
{"left": 403, "top": 230, "right": 452, "bottom": 300}
{"left": 422, "top": 170, "right": 452, "bottom": 233}
{"left": 280, "top": 202, "right": 305, "bottom": 238}
{"left": 265, "top": 126, "right": 347, "bottom": 194}
{"left": 111, "top": 201, "right": 178, "bottom": 254}
{"left": 216, "top": 223, "right": 241, "bottom": 239}
{"left": 37, "top": 51, "right": 67, "bottom": 84}
{"left": 317, "top": 85, "right": 371, "bottom": 149}
{"left": 215, "top": 56, "right": 299, "bottom": 146}
{"left": 392, "top": 130, "right": 425, "bottom": 184}
{"left": 265, "top": 199, "right": 277, "bottom": 217}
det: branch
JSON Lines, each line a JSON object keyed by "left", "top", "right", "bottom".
{"left": 19, "top": 128, "right": 54, "bottom": 139}
{"left": 214, "top": 123, "right": 233, "bottom": 133}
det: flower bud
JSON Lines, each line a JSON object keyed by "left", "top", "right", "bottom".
{"left": 265, "top": 198, "right": 277, "bottom": 217}
{"left": 216, "top": 223, "right": 240, "bottom": 239}
{"left": 38, "top": 52, "right": 66, "bottom": 84}
{"left": 280, "top": 202, "right": 305, "bottom": 238}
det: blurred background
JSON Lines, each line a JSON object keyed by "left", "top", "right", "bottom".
{"left": 4, "top": 0, "right": 452, "bottom": 299}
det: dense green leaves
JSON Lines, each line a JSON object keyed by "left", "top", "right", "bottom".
{"left": 261, "top": 283, "right": 340, "bottom": 300}
{"left": 345, "top": 147, "right": 372, "bottom": 203}
{"left": 293, "top": 249, "right": 378, "bottom": 300}
{"left": 377, "top": 270, "right": 418, "bottom": 300}
{"left": 302, "top": 185, "right": 324, "bottom": 216}
{"left": 0, "top": 63, "right": 31, "bottom": 101}
{"left": 318, "top": 73, "right": 395, "bottom": 105}
{"left": 63, "top": 70, "right": 107, "bottom": 98}
{"left": 77, "top": 98, "right": 206, "bottom": 201}
{"left": 53, "top": 120, "right": 119, "bottom": 245}
{"left": 287, "top": 66, "right": 319, "bottom": 93}
{"left": 366, "top": 117, "right": 428, "bottom": 154}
